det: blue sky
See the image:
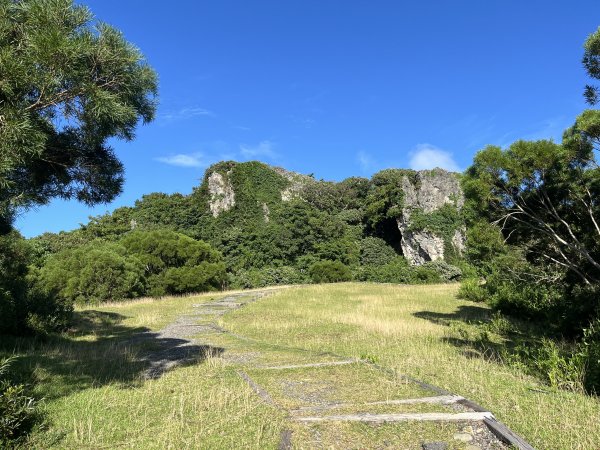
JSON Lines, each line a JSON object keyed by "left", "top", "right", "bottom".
{"left": 16, "top": 0, "right": 600, "bottom": 237}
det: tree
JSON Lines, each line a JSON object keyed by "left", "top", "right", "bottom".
{"left": 462, "top": 27, "right": 600, "bottom": 338}
{"left": 463, "top": 139, "right": 600, "bottom": 286}
{"left": 36, "top": 241, "right": 147, "bottom": 304}
{"left": 120, "top": 230, "right": 226, "bottom": 296}
{"left": 563, "top": 26, "right": 600, "bottom": 163}
{"left": 0, "top": 0, "right": 157, "bottom": 230}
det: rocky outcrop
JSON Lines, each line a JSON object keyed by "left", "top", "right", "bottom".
{"left": 397, "top": 169, "right": 465, "bottom": 265}
{"left": 208, "top": 171, "right": 235, "bottom": 217}
{"left": 272, "top": 166, "right": 312, "bottom": 201}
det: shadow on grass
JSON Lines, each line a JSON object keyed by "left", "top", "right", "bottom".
{"left": 413, "top": 305, "right": 492, "bottom": 326}
{"left": 0, "top": 310, "right": 223, "bottom": 400}
{"left": 413, "top": 305, "right": 543, "bottom": 363}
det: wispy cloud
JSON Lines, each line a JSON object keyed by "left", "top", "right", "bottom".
{"left": 239, "top": 140, "right": 279, "bottom": 160}
{"left": 159, "top": 107, "right": 215, "bottom": 122}
{"left": 156, "top": 139, "right": 282, "bottom": 169}
{"left": 409, "top": 144, "right": 460, "bottom": 172}
{"left": 356, "top": 150, "right": 376, "bottom": 172}
{"left": 155, "top": 152, "right": 205, "bottom": 168}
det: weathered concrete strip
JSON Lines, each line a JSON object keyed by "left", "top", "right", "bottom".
{"left": 366, "top": 394, "right": 465, "bottom": 406}
{"left": 278, "top": 429, "right": 293, "bottom": 450}
{"left": 295, "top": 411, "right": 494, "bottom": 423}
{"left": 290, "top": 395, "right": 465, "bottom": 413}
{"left": 259, "top": 359, "right": 358, "bottom": 370}
{"left": 238, "top": 370, "right": 278, "bottom": 407}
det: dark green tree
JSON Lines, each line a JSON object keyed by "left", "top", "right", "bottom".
{"left": 36, "top": 241, "right": 147, "bottom": 304}
{"left": 121, "top": 230, "right": 226, "bottom": 296}
{"left": 0, "top": 0, "right": 157, "bottom": 229}
{"left": 461, "top": 27, "right": 600, "bottom": 338}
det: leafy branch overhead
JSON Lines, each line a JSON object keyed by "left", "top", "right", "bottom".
{"left": 0, "top": 0, "right": 157, "bottom": 229}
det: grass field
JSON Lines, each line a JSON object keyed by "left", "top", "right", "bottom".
{"left": 2, "top": 283, "right": 599, "bottom": 449}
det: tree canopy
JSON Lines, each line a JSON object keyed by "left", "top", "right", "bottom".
{"left": 461, "top": 26, "right": 600, "bottom": 337}
{"left": 0, "top": 0, "right": 157, "bottom": 230}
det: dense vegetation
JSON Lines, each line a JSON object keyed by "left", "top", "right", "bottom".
{"left": 458, "top": 27, "right": 600, "bottom": 394}
{"left": 27, "top": 161, "right": 464, "bottom": 305}
{"left": 0, "top": 0, "right": 158, "bottom": 335}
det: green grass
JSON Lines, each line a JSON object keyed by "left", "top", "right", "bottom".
{"left": 288, "top": 421, "right": 478, "bottom": 450}
{"left": 2, "top": 283, "right": 599, "bottom": 449}
{"left": 222, "top": 283, "right": 600, "bottom": 449}
{"left": 246, "top": 363, "right": 434, "bottom": 409}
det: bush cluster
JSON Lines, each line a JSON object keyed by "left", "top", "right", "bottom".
{"left": 0, "top": 232, "right": 72, "bottom": 335}
{"left": 308, "top": 260, "right": 352, "bottom": 283}
{"left": 229, "top": 266, "right": 307, "bottom": 289}
{"left": 0, "top": 357, "right": 38, "bottom": 447}
{"left": 356, "top": 257, "right": 462, "bottom": 284}
{"left": 34, "top": 230, "right": 227, "bottom": 306}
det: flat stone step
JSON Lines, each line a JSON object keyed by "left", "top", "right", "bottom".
{"left": 198, "top": 302, "right": 242, "bottom": 308}
{"left": 259, "top": 360, "right": 358, "bottom": 370}
{"left": 295, "top": 411, "right": 494, "bottom": 423}
{"left": 291, "top": 395, "right": 465, "bottom": 413}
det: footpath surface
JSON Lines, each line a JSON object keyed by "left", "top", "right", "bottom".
{"left": 137, "top": 290, "right": 533, "bottom": 450}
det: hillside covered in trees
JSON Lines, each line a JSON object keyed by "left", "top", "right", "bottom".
{"left": 27, "top": 162, "right": 468, "bottom": 305}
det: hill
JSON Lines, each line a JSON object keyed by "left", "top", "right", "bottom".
{"left": 33, "top": 161, "right": 467, "bottom": 286}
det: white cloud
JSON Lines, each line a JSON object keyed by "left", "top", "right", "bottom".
{"left": 239, "top": 140, "right": 278, "bottom": 160}
{"left": 409, "top": 144, "right": 460, "bottom": 172}
{"left": 160, "top": 107, "right": 215, "bottom": 122}
{"left": 356, "top": 150, "right": 375, "bottom": 172}
{"left": 155, "top": 152, "right": 205, "bottom": 168}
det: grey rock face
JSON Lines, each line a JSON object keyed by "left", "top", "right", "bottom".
{"left": 272, "top": 166, "right": 312, "bottom": 201}
{"left": 208, "top": 171, "right": 235, "bottom": 217}
{"left": 397, "top": 169, "right": 465, "bottom": 265}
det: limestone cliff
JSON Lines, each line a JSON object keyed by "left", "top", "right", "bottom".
{"left": 207, "top": 171, "right": 235, "bottom": 217}
{"left": 201, "top": 161, "right": 466, "bottom": 265}
{"left": 396, "top": 169, "right": 465, "bottom": 265}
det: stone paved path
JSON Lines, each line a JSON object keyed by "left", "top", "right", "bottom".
{"left": 135, "top": 290, "right": 534, "bottom": 450}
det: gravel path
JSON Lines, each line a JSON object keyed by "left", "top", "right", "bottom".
{"left": 130, "top": 291, "right": 268, "bottom": 379}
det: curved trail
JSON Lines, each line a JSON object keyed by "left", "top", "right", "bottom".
{"left": 136, "top": 289, "right": 534, "bottom": 450}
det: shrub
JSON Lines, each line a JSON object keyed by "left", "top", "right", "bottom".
{"left": 513, "top": 339, "right": 586, "bottom": 392}
{"left": 0, "top": 232, "right": 30, "bottom": 335}
{"left": 359, "top": 237, "right": 397, "bottom": 266}
{"left": 410, "top": 265, "right": 443, "bottom": 283}
{"left": 356, "top": 257, "right": 412, "bottom": 283}
{"left": 576, "top": 318, "right": 600, "bottom": 393}
{"left": 423, "top": 260, "right": 462, "bottom": 282}
{"left": 229, "top": 266, "right": 307, "bottom": 289}
{"left": 152, "top": 262, "right": 227, "bottom": 296}
{"left": 457, "top": 279, "right": 487, "bottom": 302}
{"left": 36, "top": 242, "right": 147, "bottom": 305}
{"left": 356, "top": 257, "right": 452, "bottom": 284}
{"left": 309, "top": 260, "right": 352, "bottom": 283}
{"left": 1, "top": 231, "right": 72, "bottom": 335}
{"left": 122, "top": 230, "right": 226, "bottom": 297}
{"left": 483, "top": 252, "right": 563, "bottom": 321}
{"left": 22, "top": 278, "right": 73, "bottom": 334}
{"left": 121, "top": 230, "right": 222, "bottom": 275}
{"left": 0, "top": 357, "right": 38, "bottom": 447}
